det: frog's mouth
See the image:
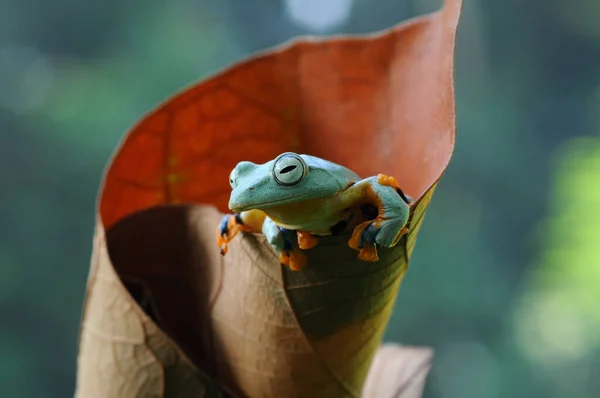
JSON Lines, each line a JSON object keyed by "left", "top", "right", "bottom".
{"left": 229, "top": 190, "right": 316, "bottom": 213}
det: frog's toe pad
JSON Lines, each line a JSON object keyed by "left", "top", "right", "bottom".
{"left": 358, "top": 245, "right": 379, "bottom": 262}
{"left": 278, "top": 247, "right": 307, "bottom": 271}
{"left": 288, "top": 248, "right": 308, "bottom": 271}
{"left": 279, "top": 251, "right": 290, "bottom": 266}
{"left": 297, "top": 231, "right": 319, "bottom": 250}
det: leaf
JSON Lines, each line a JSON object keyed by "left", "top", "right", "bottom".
{"left": 362, "top": 344, "right": 433, "bottom": 398}
{"left": 75, "top": 1, "right": 462, "bottom": 397}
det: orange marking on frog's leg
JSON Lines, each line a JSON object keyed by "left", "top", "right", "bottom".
{"left": 297, "top": 231, "right": 319, "bottom": 250}
{"left": 356, "top": 216, "right": 383, "bottom": 262}
{"left": 216, "top": 227, "right": 229, "bottom": 255}
{"left": 348, "top": 220, "right": 372, "bottom": 251}
{"left": 216, "top": 211, "right": 264, "bottom": 255}
{"left": 226, "top": 214, "right": 249, "bottom": 240}
{"left": 364, "top": 185, "right": 385, "bottom": 218}
{"left": 358, "top": 245, "right": 379, "bottom": 262}
{"left": 216, "top": 214, "right": 241, "bottom": 255}
{"left": 288, "top": 247, "right": 308, "bottom": 271}
{"left": 378, "top": 174, "right": 413, "bottom": 206}
{"left": 377, "top": 174, "right": 400, "bottom": 189}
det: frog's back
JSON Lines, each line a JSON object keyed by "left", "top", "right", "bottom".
{"left": 301, "top": 154, "right": 360, "bottom": 183}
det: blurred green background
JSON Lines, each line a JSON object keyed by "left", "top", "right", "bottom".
{"left": 1, "top": 0, "right": 599, "bottom": 397}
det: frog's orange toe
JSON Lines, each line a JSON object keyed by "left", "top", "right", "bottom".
{"left": 358, "top": 245, "right": 379, "bottom": 262}
{"left": 377, "top": 174, "right": 400, "bottom": 189}
{"left": 216, "top": 219, "right": 231, "bottom": 255}
{"left": 349, "top": 219, "right": 384, "bottom": 262}
{"left": 216, "top": 232, "right": 229, "bottom": 255}
{"left": 288, "top": 248, "right": 308, "bottom": 271}
{"left": 279, "top": 251, "right": 291, "bottom": 266}
{"left": 348, "top": 220, "right": 372, "bottom": 251}
{"left": 216, "top": 214, "right": 250, "bottom": 255}
{"left": 297, "top": 231, "right": 319, "bottom": 250}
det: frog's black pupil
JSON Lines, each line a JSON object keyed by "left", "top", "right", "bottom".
{"left": 280, "top": 165, "right": 297, "bottom": 174}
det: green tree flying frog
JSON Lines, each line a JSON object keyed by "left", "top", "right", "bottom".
{"left": 216, "top": 152, "right": 412, "bottom": 271}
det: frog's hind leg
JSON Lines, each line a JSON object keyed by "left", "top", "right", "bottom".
{"left": 217, "top": 210, "right": 267, "bottom": 255}
{"left": 348, "top": 220, "right": 409, "bottom": 262}
{"left": 216, "top": 214, "right": 245, "bottom": 255}
{"left": 344, "top": 176, "right": 411, "bottom": 262}
{"left": 377, "top": 174, "right": 413, "bottom": 205}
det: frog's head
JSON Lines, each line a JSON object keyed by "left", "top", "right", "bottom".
{"left": 227, "top": 152, "right": 347, "bottom": 213}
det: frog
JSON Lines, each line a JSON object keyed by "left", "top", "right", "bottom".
{"left": 216, "top": 152, "right": 413, "bottom": 271}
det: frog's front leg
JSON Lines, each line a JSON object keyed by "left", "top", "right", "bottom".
{"left": 261, "top": 216, "right": 285, "bottom": 253}
{"left": 344, "top": 175, "right": 411, "bottom": 262}
{"left": 217, "top": 211, "right": 308, "bottom": 271}
{"left": 216, "top": 209, "right": 266, "bottom": 255}
{"left": 262, "top": 217, "right": 308, "bottom": 271}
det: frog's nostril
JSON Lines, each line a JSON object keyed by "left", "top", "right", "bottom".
{"left": 247, "top": 186, "right": 255, "bottom": 191}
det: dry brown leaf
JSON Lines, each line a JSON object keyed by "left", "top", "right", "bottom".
{"left": 75, "top": 1, "right": 462, "bottom": 397}
{"left": 362, "top": 344, "right": 433, "bottom": 398}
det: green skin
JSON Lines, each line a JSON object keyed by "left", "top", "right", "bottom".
{"left": 223, "top": 152, "right": 411, "bottom": 255}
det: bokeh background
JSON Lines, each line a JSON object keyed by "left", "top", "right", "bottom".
{"left": 2, "top": 0, "right": 599, "bottom": 397}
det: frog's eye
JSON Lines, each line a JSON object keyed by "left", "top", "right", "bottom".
{"left": 229, "top": 169, "right": 237, "bottom": 189}
{"left": 272, "top": 153, "right": 308, "bottom": 186}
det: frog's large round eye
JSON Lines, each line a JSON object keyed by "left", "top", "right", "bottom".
{"left": 272, "top": 153, "right": 308, "bottom": 186}
{"left": 229, "top": 169, "right": 237, "bottom": 189}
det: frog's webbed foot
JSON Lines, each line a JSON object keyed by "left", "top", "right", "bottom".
{"left": 278, "top": 231, "right": 308, "bottom": 272}
{"left": 217, "top": 209, "right": 268, "bottom": 255}
{"left": 216, "top": 213, "right": 247, "bottom": 255}
{"left": 348, "top": 220, "right": 409, "bottom": 262}
{"left": 262, "top": 218, "right": 308, "bottom": 271}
